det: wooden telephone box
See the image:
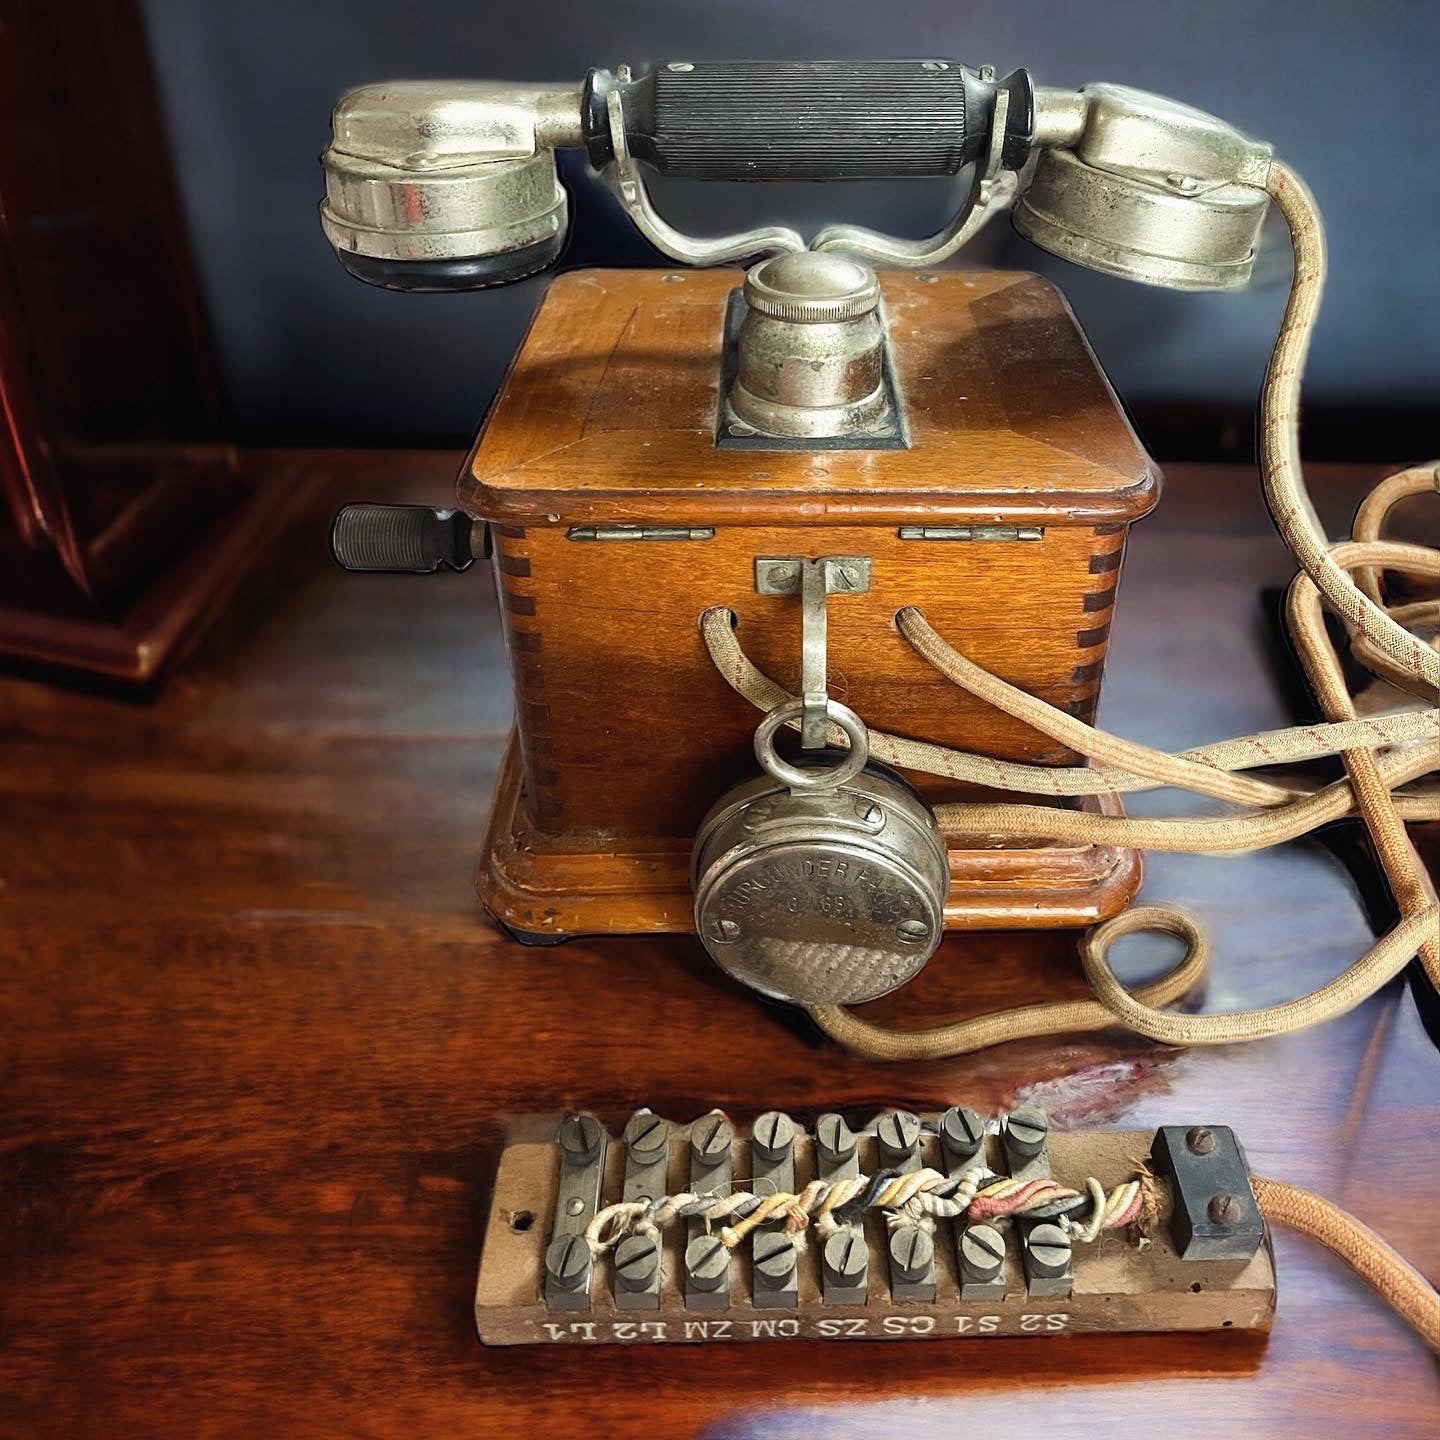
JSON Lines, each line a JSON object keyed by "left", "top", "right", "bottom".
{"left": 461, "top": 266, "right": 1158, "bottom": 943}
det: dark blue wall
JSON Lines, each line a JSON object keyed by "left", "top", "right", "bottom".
{"left": 141, "top": 0, "right": 1439, "bottom": 448}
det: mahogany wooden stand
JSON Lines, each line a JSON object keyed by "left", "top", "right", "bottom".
{"left": 0, "top": 0, "right": 295, "bottom": 685}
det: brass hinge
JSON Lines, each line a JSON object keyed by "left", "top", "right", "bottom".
{"left": 567, "top": 525, "right": 715, "bottom": 542}
{"left": 897, "top": 525, "right": 1044, "bottom": 542}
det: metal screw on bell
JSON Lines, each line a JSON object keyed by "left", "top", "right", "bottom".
{"left": 545, "top": 1235, "right": 590, "bottom": 1291}
{"left": 1005, "top": 1107, "right": 1049, "bottom": 1157}
{"left": 752, "top": 1110, "right": 795, "bottom": 1161}
{"left": 558, "top": 1113, "right": 603, "bottom": 1164}
{"left": 896, "top": 919, "right": 930, "bottom": 945}
{"left": 708, "top": 917, "right": 741, "bottom": 945}
{"left": 614, "top": 1234, "right": 659, "bottom": 1292}
{"left": 1026, "top": 1223, "right": 1072, "bottom": 1279}
{"left": 689, "top": 1113, "right": 733, "bottom": 1165}
{"left": 685, "top": 1235, "right": 729, "bottom": 1291}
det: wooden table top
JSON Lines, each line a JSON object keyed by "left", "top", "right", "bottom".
{"left": 1, "top": 452, "right": 1436, "bottom": 1437}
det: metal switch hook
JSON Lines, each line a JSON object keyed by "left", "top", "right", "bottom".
{"left": 753, "top": 554, "right": 872, "bottom": 750}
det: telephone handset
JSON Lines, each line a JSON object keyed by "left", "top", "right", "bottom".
{"left": 319, "top": 60, "right": 1437, "bottom": 1063}
{"left": 319, "top": 62, "right": 1270, "bottom": 294}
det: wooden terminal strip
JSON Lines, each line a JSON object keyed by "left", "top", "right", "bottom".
{"left": 475, "top": 1113, "right": 1276, "bottom": 1346}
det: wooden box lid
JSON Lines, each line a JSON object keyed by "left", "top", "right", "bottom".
{"left": 461, "top": 267, "right": 1160, "bottom": 528}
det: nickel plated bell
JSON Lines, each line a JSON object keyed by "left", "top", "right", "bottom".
{"left": 692, "top": 700, "right": 950, "bottom": 1007}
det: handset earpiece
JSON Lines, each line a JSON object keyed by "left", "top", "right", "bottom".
{"left": 319, "top": 81, "right": 582, "bottom": 291}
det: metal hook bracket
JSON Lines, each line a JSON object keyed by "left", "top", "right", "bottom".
{"left": 754, "top": 555, "right": 872, "bottom": 749}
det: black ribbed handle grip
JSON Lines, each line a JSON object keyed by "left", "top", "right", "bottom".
{"left": 329, "top": 504, "right": 476, "bottom": 574}
{"left": 624, "top": 60, "right": 987, "bottom": 179}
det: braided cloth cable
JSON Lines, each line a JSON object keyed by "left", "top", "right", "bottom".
{"left": 582, "top": 1159, "right": 1148, "bottom": 1258}
{"left": 699, "top": 607, "right": 1438, "bottom": 803}
{"left": 1252, "top": 1177, "right": 1440, "bottom": 1352}
{"left": 1261, "top": 164, "right": 1439, "bottom": 700}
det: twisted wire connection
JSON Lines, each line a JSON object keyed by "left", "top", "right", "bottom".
{"left": 582, "top": 1159, "right": 1150, "bottom": 1259}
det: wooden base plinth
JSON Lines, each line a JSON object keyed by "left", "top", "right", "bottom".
{"left": 476, "top": 732, "right": 1141, "bottom": 943}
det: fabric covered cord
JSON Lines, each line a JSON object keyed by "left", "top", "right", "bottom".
{"left": 1077, "top": 903, "right": 1436, "bottom": 1046}
{"left": 699, "top": 607, "right": 1436, "bottom": 799}
{"left": 1351, "top": 464, "right": 1440, "bottom": 606}
{"left": 808, "top": 905, "right": 1208, "bottom": 1061}
{"left": 1253, "top": 1177, "right": 1440, "bottom": 1352}
{"left": 933, "top": 741, "right": 1439, "bottom": 851}
{"left": 1261, "top": 163, "right": 1439, "bottom": 699}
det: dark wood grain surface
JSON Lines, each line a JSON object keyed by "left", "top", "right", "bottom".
{"left": 1, "top": 451, "right": 1436, "bottom": 1438}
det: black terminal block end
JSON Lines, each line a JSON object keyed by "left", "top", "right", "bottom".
{"left": 1151, "top": 1125, "right": 1266, "bottom": 1262}
{"left": 329, "top": 504, "right": 477, "bottom": 574}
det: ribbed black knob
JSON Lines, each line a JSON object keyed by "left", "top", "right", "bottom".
{"left": 329, "top": 504, "right": 476, "bottom": 574}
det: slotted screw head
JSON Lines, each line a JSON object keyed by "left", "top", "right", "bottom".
{"left": 889, "top": 1225, "right": 934, "bottom": 1282}
{"left": 960, "top": 1224, "right": 1005, "bottom": 1280}
{"left": 557, "top": 1113, "right": 603, "bottom": 1164}
{"left": 708, "top": 917, "right": 741, "bottom": 945}
{"left": 1026, "top": 1222, "right": 1071, "bottom": 1278}
{"left": 623, "top": 1111, "right": 667, "bottom": 1161}
{"left": 877, "top": 1110, "right": 921, "bottom": 1155}
{"left": 614, "top": 1234, "right": 659, "bottom": 1291}
{"left": 689, "top": 1113, "right": 733, "bottom": 1165}
{"left": 685, "top": 1234, "right": 729, "bottom": 1291}
{"left": 1208, "top": 1192, "right": 1244, "bottom": 1227}
{"left": 1186, "top": 1126, "right": 1216, "bottom": 1155}
{"left": 896, "top": 919, "right": 930, "bottom": 945}
{"left": 1005, "top": 1106, "right": 1049, "bottom": 1157}
{"left": 816, "top": 1112, "right": 857, "bottom": 1163}
{"left": 822, "top": 1231, "right": 867, "bottom": 1286}
{"left": 754, "top": 1230, "right": 796, "bottom": 1283}
{"left": 545, "top": 1235, "right": 591, "bottom": 1290}
{"left": 941, "top": 1105, "right": 985, "bottom": 1158}
{"left": 752, "top": 1110, "right": 795, "bottom": 1161}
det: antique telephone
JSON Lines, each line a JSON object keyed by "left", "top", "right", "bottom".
{"left": 322, "top": 62, "right": 1438, "bottom": 1062}
{"left": 317, "top": 58, "right": 1438, "bottom": 1357}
